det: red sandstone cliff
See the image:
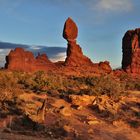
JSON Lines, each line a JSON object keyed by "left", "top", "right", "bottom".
{"left": 122, "top": 28, "right": 140, "bottom": 74}
{"left": 5, "top": 48, "right": 56, "bottom": 72}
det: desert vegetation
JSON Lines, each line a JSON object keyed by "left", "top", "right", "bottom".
{"left": 0, "top": 71, "right": 140, "bottom": 139}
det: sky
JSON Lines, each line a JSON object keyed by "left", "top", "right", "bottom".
{"left": 0, "top": 0, "right": 140, "bottom": 68}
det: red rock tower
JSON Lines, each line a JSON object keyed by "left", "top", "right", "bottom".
{"left": 122, "top": 28, "right": 140, "bottom": 74}
{"left": 63, "top": 17, "right": 93, "bottom": 67}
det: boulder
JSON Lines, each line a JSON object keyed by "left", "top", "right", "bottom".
{"left": 63, "top": 17, "right": 78, "bottom": 41}
{"left": 69, "top": 95, "right": 96, "bottom": 106}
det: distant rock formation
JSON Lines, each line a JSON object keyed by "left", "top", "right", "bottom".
{"left": 99, "top": 61, "right": 112, "bottom": 73}
{"left": 5, "top": 17, "right": 112, "bottom": 74}
{"left": 63, "top": 17, "right": 93, "bottom": 67}
{"left": 122, "top": 28, "right": 140, "bottom": 74}
{"left": 63, "top": 17, "right": 78, "bottom": 41}
{"left": 5, "top": 48, "right": 56, "bottom": 72}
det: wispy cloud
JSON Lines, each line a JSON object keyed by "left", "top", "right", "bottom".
{"left": 94, "top": 0, "right": 133, "bottom": 12}
{"left": 43, "top": 0, "right": 133, "bottom": 13}
{"left": 50, "top": 52, "right": 66, "bottom": 62}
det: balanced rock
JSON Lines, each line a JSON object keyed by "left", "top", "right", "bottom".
{"left": 5, "top": 47, "right": 56, "bottom": 72}
{"left": 122, "top": 28, "right": 140, "bottom": 74}
{"left": 63, "top": 17, "right": 78, "bottom": 41}
{"left": 63, "top": 17, "right": 93, "bottom": 66}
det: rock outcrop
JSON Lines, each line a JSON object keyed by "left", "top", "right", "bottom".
{"left": 122, "top": 28, "right": 140, "bottom": 74}
{"left": 99, "top": 61, "right": 112, "bottom": 73}
{"left": 63, "top": 17, "right": 78, "bottom": 41}
{"left": 5, "top": 17, "right": 112, "bottom": 74}
{"left": 63, "top": 17, "right": 93, "bottom": 67}
{"left": 5, "top": 47, "right": 56, "bottom": 72}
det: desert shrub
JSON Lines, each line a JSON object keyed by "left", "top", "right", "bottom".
{"left": 18, "top": 71, "right": 49, "bottom": 92}
{"left": 45, "top": 73, "right": 64, "bottom": 90}
{"left": 124, "top": 78, "right": 140, "bottom": 90}
{"left": 0, "top": 71, "right": 26, "bottom": 105}
{"left": 92, "top": 75, "right": 125, "bottom": 97}
{"left": 6, "top": 71, "right": 125, "bottom": 98}
{"left": 62, "top": 75, "right": 125, "bottom": 98}
{"left": 18, "top": 73, "right": 36, "bottom": 90}
{"left": 72, "top": 76, "right": 99, "bottom": 86}
{"left": 33, "top": 71, "right": 49, "bottom": 91}
{"left": 118, "top": 73, "right": 140, "bottom": 91}
{"left": 0, "top": 72, "right": 18, "bottom": 89}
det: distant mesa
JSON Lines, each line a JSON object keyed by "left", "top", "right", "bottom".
{"left": 122, "top": 28, "right": 140, "bottom": 75}
{"left": 5, "top": 47, "right": 56, "bottom": 72}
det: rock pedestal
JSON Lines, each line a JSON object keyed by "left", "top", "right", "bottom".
{"left": 63, "top": 17, "right": 93, "bottom": 67}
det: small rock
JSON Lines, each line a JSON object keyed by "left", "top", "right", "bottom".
{"left": 88, "top": 120, "right": 100, "bottom": 125}
{"left": 77, "top": 106, "right": 83, "bottom": 110}
{"left": 59, "top": 107, "right": 72, "bottom": 117}
{"left": 69, "top": 95, "right": 96, "bottom": 106}
{"left": 88, "top": 129, "right": 94, "bottom": 134}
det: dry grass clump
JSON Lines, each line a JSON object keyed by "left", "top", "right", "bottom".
{"left": 0, "top": 71, "right": 23, "bottom": 102}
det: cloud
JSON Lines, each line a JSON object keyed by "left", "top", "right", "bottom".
{"left": 45, "top": 0, "right": 133, "bottom": 12}
{"left": 95, "top": 0, "right": 133, "bottom": 12}
{"left": 0, "top": 41, "right": 29, "bottom": 49}
{"left": 40, "top": 0, "right": 133, "bottom": 12}
{"left": 29, "top": 46, "right": 66, "bottom": 59}
{"left": 50, "top": 52, "right": 66, "bottom": 62}
{"left": 0, "top": 49, "right": 10, "bottom": 67}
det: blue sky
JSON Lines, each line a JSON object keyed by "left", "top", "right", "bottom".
{"left": 0, "top": 0, "right": 140, "bottom": 68}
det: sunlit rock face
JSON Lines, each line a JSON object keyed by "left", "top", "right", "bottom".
{"left": 122, "top": 28, "right": 140, "bottom": 74}
{"left": 5, "top": 47, "right": 56, "bottom": 72}
{"left": 63, "top": 17, "right": 78, "bottom": 41}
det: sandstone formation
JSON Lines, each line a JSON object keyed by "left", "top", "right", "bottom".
{"left": 99, "top": 61, "right": 112, "bottom": 74}
{"left": 63, "top": 17, "right": 93, "bottom": 67}
{"left": 63, "top": 17, "right": 78, "bottom": 41}
{"left": 5, "top": 17, "right": 112, "bottom": 74}
{"left": 5, "top": 47, "right": 56, "bottom": 72}
{"left": 122, "top": 28, "right": 140, "bottom": 74}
